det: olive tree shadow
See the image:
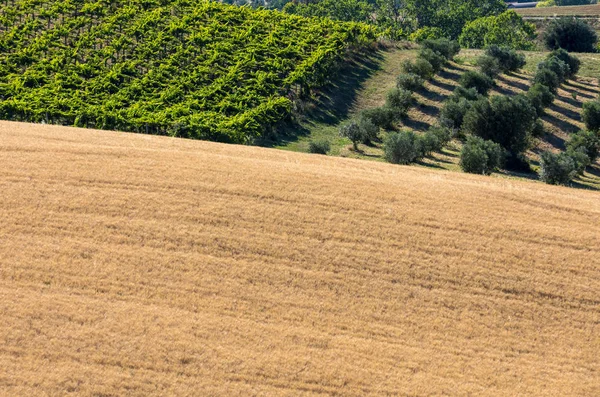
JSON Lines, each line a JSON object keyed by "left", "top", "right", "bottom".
{"left": 497, "top": 75, "right": 530, "bottom": 92}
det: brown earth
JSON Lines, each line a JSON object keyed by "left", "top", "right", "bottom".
{"left": 1, "top": 121, "right": 599, "bottom": 396}
{"left": 516, "top": 4, "right": 600, "bottom": 17}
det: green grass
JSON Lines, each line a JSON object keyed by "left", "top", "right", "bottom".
{"left": 456, "top": 49, "right": 600, "bottom": 80}
{"left": 271, "top": 44, "right": 418, "bottom": 160}
{"left": 276, "top": 45, "right": 600, "bottom": 190}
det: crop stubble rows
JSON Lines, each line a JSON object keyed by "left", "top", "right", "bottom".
{"left": 0, "top": 121, "right": 599, "bottom": 395}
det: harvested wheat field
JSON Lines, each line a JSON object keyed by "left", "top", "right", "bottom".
{"left": 516, "top": 4, "right": 600, "bottom": 17}
{"left": 1, "top": 120, "right": 599, "bottom": 396}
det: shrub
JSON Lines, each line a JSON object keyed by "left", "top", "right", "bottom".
{"left": 531, "top": 119, "right": 546, "bottom": 138}
{"left": 409, "top": 27, "right": 444, "bottom": 42}
{"left": 427, "top": 125, "right": 453, "bottom": 149}
{"left": 538, "top": 57, "right": 570, "bottom": 83}
{"left": 527, "top": 83, "right": 555, "bottom": 116}
{"left": 582, "top": 100, "right": 600, "bottom": 131}
{"left": 567, "top": 129, "right": 600, "bottom": 162}
{"left": 360, "top": 106, "right": 395, "bottom": 129}
{"left": 485, "top": 45, "right": 526, "bottom": 72}
{"left": 421, "top": 38, "right": 461, "bottom": 60}
{"left": 339, "top": 121, "right": 362, "bottom": 150}
{"left": 460, "top": 136, "right": 505, "bottom": 175}
{"left": 477, "top": 55, "right": 501, "bottom": 78}
{"left": 543, "top": 17, "right": 598, "bottom": 53}
{"left": 451, "top": 86, "right": 481, "bottom": 102}
{"left": 459, "top": 71, "right": 494, "bottom": 95}
{"left": 539, "top": 151, "right": 577, "bottom": 185}
{"left": 566, "top": 148, "right": 591, "bottom": 175}
{"left": 401, "top": 58, "right": 434, "bottom": 80}
{"left": 384, "top": 130, "right": 419, "bottom": 164}
{"left": 533, "top": 67, "right": 560, "bottom": 94}
{"left": 440, "top": 97, "right": 472, "bottom": 129}
{"left": 459, "top": 11, "right": 536, "bottom": 50}
{"left": 463, "top": 95, "right": 536, "bottom": 156}
{"left": 396, "top": 73, "right": 425, "bottom": 91}
{"left": 357, "top": 115, "right": 380, "bottom": 144}
{"left": 308, "top": 139, "right": 330, "bottom": 154}
{"left": 549, "top": 48, "right": 580, "bottom": 78}
{"left": 418, "top": 127, "right": 451, "bottom": 156}
{"left": 385, "top": 88, "right": 413, "bottom": 117}
{"left": 418, "top": 48, "right": 446, "bottom": 72}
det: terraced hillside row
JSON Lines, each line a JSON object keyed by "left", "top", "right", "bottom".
{"left": 0, "top": 0, "right": 376, "bottom": 142}
{"left": 281, "top": 46, "right": 600, "bottom": 189}
{"left": 1, "top": 121, "right": 599, "bottom": 395}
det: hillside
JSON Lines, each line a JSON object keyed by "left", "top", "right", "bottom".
{"left": 1, "top": 121, "right": 599, "bottom": 396}
{"left": 0, "top": 0, "right": 375, "bottom": 142}
{"left": 278, "top": 45, "right": 600, "bottom": 190}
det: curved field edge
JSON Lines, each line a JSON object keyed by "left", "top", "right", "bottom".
{"left": 1, "top": 120, "right": 599, "bottom": 396}
{"left": 0, "top": 0, "right": 376, "bottom": 143}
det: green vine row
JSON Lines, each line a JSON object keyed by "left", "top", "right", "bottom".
{"left": 0, "top": 0, "right": 377, "bottom": 142}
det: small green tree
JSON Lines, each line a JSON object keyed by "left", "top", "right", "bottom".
{"left": 360, "top": 107, "right": 395, "bottom": 129}
{"left": 384, "top": 130, "right": 419, "bottom": 164}
{"left": 418, "top": 48, "right": 446, "bottom": 72}
{"left": 460, "top": 71, "right": 494, "bottom": 95}
{"left": 451, "top": 86, "right": 482, "bottom": 101}
{"left": 477, "top": 55, "right": 501, "bottom": 78}
{"left": 357, "top": 115, "right": 380, "bottom": 144}
{"left": 527, "top": 83, "right": 555, "bottom": 116}
{"left": 420, "top": 38, "right": 461, "bottom": 60}
{"left": 397, "top": 73, "right": 425, "bottom": 91}
{"left": 386, "top": 88, "right": 413, "bottom": 117}
{"left": 440, "top": 97, "right": 472, "bottom": 129}
{"left": 401, "top": 58, "right": 435, "bottom": 80}
{"left": 567, "top": 130, "right": 600, "bottom": 162}
{"left": 485, "top": 45, "right": 526, "bottom": 72}
{"left": 463, "top": 95, "right": 536, "bottom": 156}
{"left": 538, "top": 57, "right": 570, "bottom": 83}
{"left": 308, "top": 140, "right": 331, "bottom": 154}
{"left": 582, "top": 100, "right": 600, "bottom": 131}
{"left": 339, "top": 121, "right": 363, "bottom": 150}
{"left": 460, "top": 136, "right": 505, "bottom": 175}
{"left": 459, "top": 11, "right": 536, "bottom": 50}
{"left": 543, "top": 17, "right": 598, "bottom": 53}
{"left": 533, "top": 67, "right": 560, "bottom": 94}
{"left": 539, "top": 151, "right": 577, "bottom": 185}
{"left": 566, "top": 148, "right": 591, "bottom": 175}
{"left": 548, "top": 49, "right": 581, "bottom": 78}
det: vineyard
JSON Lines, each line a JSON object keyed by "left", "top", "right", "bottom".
{"left": 0, "top": 0, "right": 376, "bottom": 142}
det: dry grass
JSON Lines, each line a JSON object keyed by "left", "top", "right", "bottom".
{"left": 1, "top": 121, "right": 599, "bottom": 396}
{"left": 516, "top": 4, "right": 600, "bottom": 17}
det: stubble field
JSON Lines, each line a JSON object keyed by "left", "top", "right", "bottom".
{"left": 516, "top": 4, "right": 600, "bottom": 17}
{"left": 1, "top": 121, "right": 599, "bottom": 395}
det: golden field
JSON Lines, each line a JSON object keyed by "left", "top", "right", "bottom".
{"left": 0, "top": 120, "right": 599, "bottom": 396}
